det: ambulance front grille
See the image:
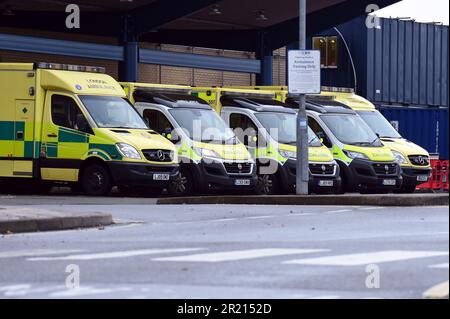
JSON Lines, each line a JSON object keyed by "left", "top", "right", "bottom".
{"left": 142, "top": 149, "right": 174, "bottom": 163}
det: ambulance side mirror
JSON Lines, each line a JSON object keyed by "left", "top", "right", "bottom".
{"left": 316, "top": 132, "right": 331, "bottom": 148}
{"left": 163, "top": 128, "right": 180, "bottom": 144}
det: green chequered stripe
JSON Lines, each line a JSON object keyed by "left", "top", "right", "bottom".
{"left": 0, "top": 121, "right": 15, "bottom": 140}
{"left": 24, "top": 141, "right": 34, "bottom": 158}
{"left": 0, "top": 121, "right": 37, "bottom": 158}
{"left": 89, "top": 143, "right": 122, "bottom": 160}
{"left": 88, "top": 150, "right": 110, "bottom": 161}
{"left": 45, "top": 142, "right": 58, "bottom": 158}
{"left": 59, "top": 128, "right": 90, "bottom": 143}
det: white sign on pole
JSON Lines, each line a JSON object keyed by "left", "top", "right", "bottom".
{"left": 288, "top": 50, "right": 321, "bottom": 95}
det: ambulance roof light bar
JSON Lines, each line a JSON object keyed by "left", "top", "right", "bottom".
{"left": 135, "top": 86, "right": 192, "bottom": 95}
{"left": 36, "top": 62, "right": 106, "bottom": 74}
{"left": 321, "top": 86, "right": 355, "bottom": 93}
{"left": 217, "top": 90, "right": 276, "bottom": 99}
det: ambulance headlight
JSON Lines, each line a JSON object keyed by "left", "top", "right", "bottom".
{"left": 193, "top": 148, "right": 222, "bottom": 159}
{"left": 343, "top": 150, "right": 369, "bottom": 160}
{"left": 280, "top": 150, "right": 297, "bottom": 160}
{"left": 116, "top": 143, "right": 141, "bottom": 160}
{"left": 392, "top": 151, "right": 408, "bottom": 165}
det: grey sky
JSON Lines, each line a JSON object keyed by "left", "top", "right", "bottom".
{"left": 374, "top": 0, "right": 449, "bottom": 25}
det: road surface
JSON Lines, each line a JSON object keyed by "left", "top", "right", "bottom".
{"left": 0, "top": 197, "right": 448, "bottom": 299}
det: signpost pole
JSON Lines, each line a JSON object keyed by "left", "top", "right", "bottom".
{"left": 296, "top": 0, "right": 309, "bottom": 195}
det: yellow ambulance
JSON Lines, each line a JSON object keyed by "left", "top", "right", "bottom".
{"left": 318, "top": 87, "right": 432, "bottom": 193}
{"left": 0, "top": 63, "right": 178, "bottom": 196}
{"left": 235, "top": 86, "right": 430, "bottom": 193}
{"left": 192, "top": 87, "right": 341, "bottom": 194}
{"left": 121, "top": 83, "right": 257, "bottom": 196}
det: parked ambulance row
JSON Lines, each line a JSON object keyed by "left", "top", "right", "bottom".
{"left": 0, "top": 62, "right": 431, "bottom": 196}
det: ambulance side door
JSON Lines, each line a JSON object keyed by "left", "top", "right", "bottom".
{"left": 40, "top": 92, "right": 93, "bottom": 182}
{"left": 13, "top": 99, "right": 36, "bottom": 178}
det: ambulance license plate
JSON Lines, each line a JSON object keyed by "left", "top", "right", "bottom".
{"left": 319, "top": 180, "right": 334, "bottom": 187}
{"left": 235, "top": 179, "right": 251, "bottom": 186}
{"left": 153, "top": 174, "right": 170, "bottom": 181}
{"left": 383, "top": 179, "right": 397, "bottom": 186}
{"left": 417, "top": 175, "right": 428, "bottom": 182}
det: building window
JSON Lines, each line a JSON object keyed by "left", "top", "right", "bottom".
{"left": 312, "top": 36, "right": 338, "bottom": 69}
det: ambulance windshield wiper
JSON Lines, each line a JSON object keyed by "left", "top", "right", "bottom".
{"left": 308, "top": 135, "right": 321, "bottom": 145}
{"left": 367, "top": 134, "right": 381, "bottom": 146}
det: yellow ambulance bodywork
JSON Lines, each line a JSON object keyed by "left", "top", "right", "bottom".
{"left": 192, "top": 87, "right": 341, "bottom": 194}
{"left": 192, "top": 87, "right": 334, "bottom": 162}
{"left": 319, "top": 89, "right": 432, "bottom": 192}
{"left": 121, "top": 82, "right": 252, "bottom": 162}
{"left": 240, "top": 86, "right": 431, "bottom": 192}
{"left": 0, "top": 63, "right": 178, "bottom": 195}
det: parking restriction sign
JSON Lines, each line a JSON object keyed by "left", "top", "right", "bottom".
{"left": 288, "top": 50, "right": 321, "bottom": 95}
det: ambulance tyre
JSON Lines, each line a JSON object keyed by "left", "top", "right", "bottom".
{"left": 167, "top": 168, "right": 194, "bottom": 197}
{"left": 81, "top": 164, "right": 112, "bottom": 196}
{"left": 336, "top": 163, "right": 351, "bottom": 194}
{"left": 255, "top": 174, "right": 279, "bottom": 195}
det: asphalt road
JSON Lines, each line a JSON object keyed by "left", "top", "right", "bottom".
{"left": 0, "top": 197, "right": 448, "bottom": 299}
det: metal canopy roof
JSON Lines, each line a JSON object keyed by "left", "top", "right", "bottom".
{"left": 0, "top": 0, "right": 399, "bottom": 51}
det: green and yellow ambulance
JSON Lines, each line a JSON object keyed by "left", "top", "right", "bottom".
{"left": 234, "top": 86, "right": 424, "bottom": 193}
{"left": 284, "top": 96, "right": 403, "bottom": 193}
{"left": 121, "top": 83, "right": 257, "bottom": 196}
{"left": 192, "top": 87, "right": 341, "bottom": 194}
{"left": 0, "top": 63, "right": 179, "bottom": 196}
{"left": 318, "top": 87, "right": 432, "bottom": 193}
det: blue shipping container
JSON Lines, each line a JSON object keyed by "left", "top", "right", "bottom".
{"left": 368, "top": 19, "right": 449, "bottom": 108}
{"left": 310, "top": 17, "right": 449, "bottom": 108}
{"left": 379, "top": 106, "right": 449, "bottom": 159}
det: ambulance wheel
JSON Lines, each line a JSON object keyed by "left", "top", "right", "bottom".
{"left": 168, "top": 169, "right": 194, "bottom": 196}
{"left": 255, "top": 174, "right": 279, "bottom": 195}
{"left": 334, "top": 180, "right": 345, "bottom": 194}
{"left": 81, "top": 164, "right": 112, "bottom": 196}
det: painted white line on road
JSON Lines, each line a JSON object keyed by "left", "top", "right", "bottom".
{"left": 359, "top": 207, "right": 383, "bottom": 210}
{"left": 1, "top": 285, "right": 61, "bottom": 297}
{"left": 308, "top": 295, "right": 340, "bottom": 299}
{"left": 0, "top": 284, "right": 31, "bottom": 292}
{"left": 28, "top": 248, "right": 203, "bottom": 261}
{"left": 245, "top": 216, "right": 275, "bottom": 220}
{"left": 429, "top": 263, "right": 449, "bottom": 269}
{"left": 283, "top": 250, "right": 449, "bottom": 266}
{"left": 324, "top": 209, "right": 352, "bottom": 214}
{"left": 153, "top": 248, "right": 328, "bottom": 263}
{"left": 49, "top": 286, "right": 133, "bottom": 298}
{"left": 208, "top": 218, "right": 238, "bottom": 223}
{"left": 285, "top": 213, "right": 316, "bottom": 217}
{"left": 0, "top": 249, "right": 83, "bottom": 259}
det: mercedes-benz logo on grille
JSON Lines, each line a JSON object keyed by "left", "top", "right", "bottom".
{"left": 417, "top": 156, "right": 426, "bottom": 165}
{"left": 237, "top": 163, "right": 243, "bottom": 170}
{"left": 157, "top": 150, "right": 166, "bottom": 161}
